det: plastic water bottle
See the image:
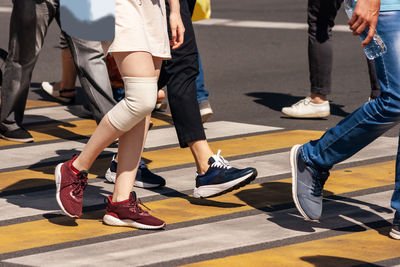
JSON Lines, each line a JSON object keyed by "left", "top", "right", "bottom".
{"left": 343, "top": 0, "right": 386, "bottom": 59}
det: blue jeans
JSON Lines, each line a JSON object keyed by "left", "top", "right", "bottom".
{"left": 196, "top": 52, "right": 209, "bottom": 103}
{"left": 301, "top": 11, "right": 400, "bottom": 216}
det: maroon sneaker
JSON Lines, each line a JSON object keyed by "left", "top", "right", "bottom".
{"left": 103, "top": 192, "right": 166, "bottom": 230}
{"left": 55, "top": 156, "right": 88, "bottom": 218}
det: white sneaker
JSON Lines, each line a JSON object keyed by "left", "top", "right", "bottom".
{"left": 281, "top": 97, "right": 330, "bottom": 118}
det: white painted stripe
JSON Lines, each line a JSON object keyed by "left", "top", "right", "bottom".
{"left": 0, "top": 121, "right": 279, "bottom": 170}
{"left": 0, "top": 136, "right": 396, "bottom": 222}
{"left": 4, "top": 191, "right": 393, "bottom": 266}
{"left": 24, "top": 105, "right": 88, "bottom": 125}
{"left": 194, "top": 18, "right": 351, "bottom": 32}
{"left": 0, "top": 7, "right": 12, "bottom": 13}
{"left": 146, "top": 121, "right": 281, "bottom": 148}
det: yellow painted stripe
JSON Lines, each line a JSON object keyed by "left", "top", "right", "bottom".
{"left": 25, "top": 100, "right": 61, "bottom": 109}
{"left": 184, "top": 227, "right": 399, "bottom": 266}
{"left": 0, "top": 114, "right": 172, "bottom": 147}
{"left": 0, "top": 160, "right": 395, "bottom": 254}
{"left": 0, "top": 130, "right": 323, "bottom": 192}
{"left": 143, "top": 130, "right": 324, "bottom": 170}
{"left": 0, "top": 120, "right": 97, "bottom": 147}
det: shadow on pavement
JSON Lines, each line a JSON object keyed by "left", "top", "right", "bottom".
{"left": 246, "top": 92, "right": 350, "bottom": 118}
{"left": 235, "top": 181, "right": 392, "bottom": 237}
{"left": 300, "top": 255, "right": 383, "bottom": 267}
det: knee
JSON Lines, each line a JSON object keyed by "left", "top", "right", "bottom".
{"left": 107, "top": 77, "right": 157, "bottom": 131}
{"left": 373, "top": 95, "right": 400, "bottom": 121}
{"left": 124, "top": 91, "right": 157, "bottom": 118}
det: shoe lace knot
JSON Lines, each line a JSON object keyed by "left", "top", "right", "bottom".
{"left": 128, "top": 197, "right": 151, "bottom": 214}
{"left": 311, "top": 170, "right": 329, "bottom": 196}
{"left": 210, "top": 150, "right": 232, "bottom": 170}
{"left": 72, "top": 171, "right": 88, "bottom": 196}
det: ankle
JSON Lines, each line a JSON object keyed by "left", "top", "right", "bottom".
{"left": 310, "top": 94, "right": 327, "bottom": 104}
{"left": 71, "top": 157, "right": 88, "bottom": 173}
{"left": 112, "top": 195, "right": 130, "bottom": 203}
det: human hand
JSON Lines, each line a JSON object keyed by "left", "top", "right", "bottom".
{"left": 169, "top": 11, "right": 185, "bottom": 49}
{"left": 348, "top": 0, "right": 380, "bottom": 46}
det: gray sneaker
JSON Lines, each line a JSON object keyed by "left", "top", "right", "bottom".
{"left": 199, "top": 100, "right": 213, "bottom": 123}
{"left": 290, "top": 144, "right": 329, "bottom": 221}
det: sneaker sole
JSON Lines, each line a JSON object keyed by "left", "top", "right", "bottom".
{"left": 389, "top": 228, "right": 400, "bottom": 240}
{"left": 55, "top": 163, "right": 79, "bottom": 218}
{"left": 0, "top": 133, "right": 33, "bottom": 143}
{"left": 281, "top": 111, "right": 330, "bottom": 119}
{"left": 134, "top": 180, "right": 164, "bottom": 189}
{"left": 290, "top": 144, "right": 314, "bottom": 221}
{"left": 103, "top": 214, "right": 165, "bottom": 230}
{"left": 193, "top": 170, "right": 257, "bottom": 198}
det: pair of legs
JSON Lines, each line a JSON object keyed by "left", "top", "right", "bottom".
{"left": 281, "top": 0, "right": 380, "bottom": 119}
{"left": 0, "top": 0, "right": 116, "bottom": 143}
{"left": 291, "top": 10, "right": 400, "bottom": 237}
{"left": 307, "top": 0, "right": 380, "bottom": 103}
{"left": 74, "top": 52, "right": 161, "bottom": 202}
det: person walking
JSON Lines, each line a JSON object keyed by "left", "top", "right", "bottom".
{"left": 281, "top": 0, "right": 381, "bottom": 119}
{"left": 290, "top": 0, "right": 400, "bottom": 240}
{"left": 0, "top": 0, "right": 116, "bottom": 143}
{"left": 55, "top": 0, "right": 185, "bottom": 229}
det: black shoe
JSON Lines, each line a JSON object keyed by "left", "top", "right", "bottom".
{"left": 390, "top": 224, "right": 400, "bottom": 240}
{"left": 0, "top": 127, "right": 33, "bottom": 143}
{"left": 105, "top": 155, "right": 166, "bottom": 188}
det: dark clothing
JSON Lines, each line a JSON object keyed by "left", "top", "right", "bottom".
{"left": 0, "top": 0, "right": 116, "bottom": 132}
{"left": 159, "top": 0, "right": 206, "bottom": 148}
{"left": 307, "top": 0, "right": 380, "bottom": 96}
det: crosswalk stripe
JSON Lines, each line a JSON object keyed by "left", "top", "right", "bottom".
{"left": 0, "top": 130, "right": 320, "bottom": 192}
{"left": 25, "top": 100, "right": 60, "bottom": 109}
{"left": 0, "top": 159, "right": 395, "bottom": 254}
{"left": 194, "top": 18, "right": 350, "bottom": 32}
{"left": 23, "top": 105, "right": 90, "bottom": 125}
{"left": 184, "top": 226, "right": 399, "bottom": 266}
{"left": 0, "top": 116, "right": 172, "bottom": 147}
{"left": 3, "top": 190, "right": 395, "bottom": 266}
{"left": 0, "top": 121, "right": 281, "bottom": 170}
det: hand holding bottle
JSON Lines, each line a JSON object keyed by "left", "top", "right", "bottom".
{"left": 344, "top": 0, "right": 386, "bottom": 59}
{"left": 348, "top": 0, "right": 381, "bottom": 46}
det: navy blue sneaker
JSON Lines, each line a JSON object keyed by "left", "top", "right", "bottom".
{"left": 105, "top": 155, "right": 166, "bottom": 188}
{"left": 290, "top": 144, "right": 329, "bottom": 221}
{"left": 193, "top": 150, "right": 257, "bottom": 198}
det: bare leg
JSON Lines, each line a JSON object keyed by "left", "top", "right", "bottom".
{"left": 188, "top": 140, "right": 213, "bottom": 174}
{"left": 53, "top": 48, "right": 77, "bottom": 98}
{"left": 310, "top": 93, "right": 327, "bottom": 103}
{"left": 72, "top": 51, "right": 161, "bottom": 203}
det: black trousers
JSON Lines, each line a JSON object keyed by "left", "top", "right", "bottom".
{"left": 159, "top": 0, "right": 206, "bottom": 148}
{"left": 0, "top": 0, "right": 116, "bottom": 132}
{"left": 307, "top": 0, "right": 380, "bottom": 97}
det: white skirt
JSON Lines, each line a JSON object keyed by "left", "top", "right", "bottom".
{"left": 103, "top": 0, "right": 171, "bottom": 59}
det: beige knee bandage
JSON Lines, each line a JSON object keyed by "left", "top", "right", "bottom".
{"left": 107, "top": 77, "right": 157, "bottom": 132}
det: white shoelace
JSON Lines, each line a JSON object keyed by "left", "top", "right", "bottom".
{"left": 291, "top": 97, "right": 311, "bottom": 108}
{"left": 210, "top": 150, "right": 232, "bottom": 169}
